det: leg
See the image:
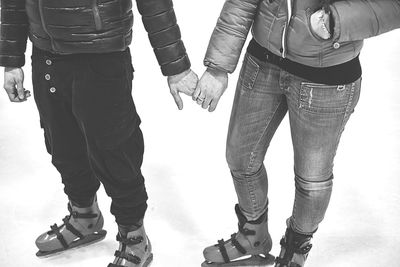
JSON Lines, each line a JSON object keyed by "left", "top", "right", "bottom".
{"left": 275, "top": 74, "right": 362, "bottom": 266}
{"left": 203, "top": 53, "right": 287, "bottom": 266}
{"left": 31, "top": 48, "right": 100, "bottom": 205}
{"left": 227, "top": 53, "right": 288, "bottom": 221}
{"left": 71, "top": 49, "right": 151, "bottom": 267}
{"left": 31, "top": 47, "right": 105, "bottom": 257}
{"left": 72, "top": 48, "right": 146, "bottom": 226}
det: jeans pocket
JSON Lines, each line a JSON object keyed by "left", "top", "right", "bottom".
{"left": 299, "top": 82, "right": 352, "bottom": 114}
{"left": 239, "top": 53, "right": 260, "bottom": 91}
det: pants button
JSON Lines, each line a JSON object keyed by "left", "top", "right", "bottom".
{"left": 45, "top": 74, "right": 51, "bottom": 80}
{"left": 49, "top": 87, "right": 56, "bottom": 93}
{"left": 46, "top": 59, "right": 52, "bottom": 65}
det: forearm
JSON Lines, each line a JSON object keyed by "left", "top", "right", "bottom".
{"left": 331, "top": 0, "right": 400, "bottom": 42}
{"left": 0, "top": 0, "right": 28, "bottom": 68}
{"left": 136, "top": 0, "right": 190, "bottom": 76}
{"left": 204, "top": 0, "right": 261, "bottom": 74}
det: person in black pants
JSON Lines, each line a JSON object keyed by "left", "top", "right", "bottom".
{"left": 0, "top": 0, "right": 198, "bottom": 266}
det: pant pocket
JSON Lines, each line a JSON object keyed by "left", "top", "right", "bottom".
{"left": 298, "top": 81, "right": 353, "bottom": 114}
{"left": 239, "top": 53, "right": 260, "bottom": 91}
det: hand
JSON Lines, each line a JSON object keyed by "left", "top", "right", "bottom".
{"left": 310, "top": 9, "right": 332, "bottom": 40}
{"left": 3, "top": 67, "right": 31, "bottom": 102}
{"left": 192, "top": 68, "right": 228, "bottom": 112}
{"left": 167, "top": 69, "right": 198, "bottom": 110}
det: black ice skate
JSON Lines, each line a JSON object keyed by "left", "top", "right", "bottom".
{"left": 202, "top": 204, "right": 275, "bottom": 267}
{"left": 35, "top": 197, "right": 107, "bottom": 257}
{"left": 274, "top": 228, "right": 313, "bottom": 267}
{"left": 108, "top": 223, "right": 153, "bottom": 267}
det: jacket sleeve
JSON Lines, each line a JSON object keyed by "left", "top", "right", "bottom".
{"left": 204, "top": 0, "right": 261, "bottom": 74}
{"left": 330, "top": 0, "right": 400, "bottom": 42}
{"left": 136, "top": 0, "right": 190, "bottom": 76}
{"left": 0, "top": 0, "right": 28, "bottom": 67}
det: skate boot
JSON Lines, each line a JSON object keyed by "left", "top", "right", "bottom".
{"left": 36, "top": 197, "right": 107, "bottom": 257}
{"left": 274, "top": 228, "right": 313, "bottom": 267}
{"left": 202, "top": 204, "right": 275, "bottom": 267}
{"left": 108, "top": 222, "right": 153, "bottom": 267}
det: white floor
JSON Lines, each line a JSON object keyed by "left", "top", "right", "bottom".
{"left": 1, "top": 2, "right": 400, "bottom": 266}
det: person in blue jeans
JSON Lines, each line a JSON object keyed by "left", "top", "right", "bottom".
{"left": 193, "top": 0, "right": 400, "bottom": 266}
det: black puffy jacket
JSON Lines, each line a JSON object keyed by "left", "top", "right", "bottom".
{"left": 0, "top": 0, "right": 190, "bottom": 76}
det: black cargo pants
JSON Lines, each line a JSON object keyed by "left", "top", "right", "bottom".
{"left": 31, "top": 46, "right": 147, "bottom": 225}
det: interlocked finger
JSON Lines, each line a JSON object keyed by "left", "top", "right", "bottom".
{"left": 202, "top": 96, "right": 212, "bottom": 109}
{"left": 196, "top": 94, "right": 206, "bottom": 106}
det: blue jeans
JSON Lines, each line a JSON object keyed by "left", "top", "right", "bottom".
{"left": 227, "top": 53, "right": 361, "bottom": 235}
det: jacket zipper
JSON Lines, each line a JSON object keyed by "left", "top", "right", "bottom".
{"left": 92, "top": 0, "right": 102, "bottom": 31}
{"left": 38, "top": 0, "right": 56, "bottom": 51}
{"left": 281, "top": 0, "right": 293, "bottom": 58}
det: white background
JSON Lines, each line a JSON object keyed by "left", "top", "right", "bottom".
{"left": 0, "top": 1, "right": 400, "bottom": 266}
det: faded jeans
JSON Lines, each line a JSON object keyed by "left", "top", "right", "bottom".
{"left": 227, "top": 53, "right": 361, "bottom": 235}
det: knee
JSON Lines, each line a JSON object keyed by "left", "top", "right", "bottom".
{"left": 226, "top": 145, "right": 263, "bottom": 179}
{"left": 294, "top": 173, "right": 333, "bottom": 192}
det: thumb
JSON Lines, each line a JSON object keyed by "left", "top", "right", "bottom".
{"left": 171, "top": 91, "right": 183, "bottom": 110}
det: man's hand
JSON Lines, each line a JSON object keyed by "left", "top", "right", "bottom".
{"left": 167, "top": 69, "right": 198, "bottom": 110}
{"left": 310, "top": 9, "right": 332, "bottom": 40}
{"left": 3, "top": 67, "right": 30, "bottom": 102}
{"left": 192, "top": 68, "right": 228, "bottom": 112}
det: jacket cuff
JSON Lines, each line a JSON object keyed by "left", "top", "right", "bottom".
{"left": 203, "top": 60, "right": 231, "bottom": 74}
{"left": 161, "top": 54, "right": 190, "bottom": 76}
{"left": 0, "top": 55, "right": 25, "bottom": 68}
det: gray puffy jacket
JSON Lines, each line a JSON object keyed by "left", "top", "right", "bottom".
{"left": 205, "top": 0, "right": 400, "bottom": 73}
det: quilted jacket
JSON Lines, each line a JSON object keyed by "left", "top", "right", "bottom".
{"left": 0, "top": 0, "right": 190, "bottom": 76}
{"left": 205, "top": 0, "right": 400, "bottom": 73}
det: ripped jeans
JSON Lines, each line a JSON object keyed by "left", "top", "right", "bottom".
{"left": 227, "top": 53, "right": 361, "bottom": 235}
{"left": 31, "top": 47, "right": 147, "bottom": 225}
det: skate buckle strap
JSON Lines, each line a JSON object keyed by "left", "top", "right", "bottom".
{"left": 275, "top": 232, "right": 312, "bottom": 267}
{"left": 114, "top": 250, "right": 141, "bottom": 264}
{"left": 50, "top": 223, "right": 69, "bottom": 249}
{"left": 46, "top": 214, "right": 85, "bottom": 249}
{"left": 279, "top": 237, "right": 313, "bottom": 254}
{"left": 116, "top": 233, "right": 144, "bottom": 245}
{"left": 63, "top": 216, "right": 84, "bottom": 239}
{"left": 230, "top": 234, "right": 247, "bottom": 254}
{"left": 68, "top": 203, "right": 98, "bottom": 219}
{"left": 217, "top": 239, "right": 230, "bottom": 263}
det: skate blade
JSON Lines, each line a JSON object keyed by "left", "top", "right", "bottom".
{"left": 36, "top": 229, "right": 107, "bottom": 258}
{"left": 201, "top": 254, "right": 275, "bottom": 267}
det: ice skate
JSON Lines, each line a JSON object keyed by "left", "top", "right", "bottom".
{"left": 108, "top": 223, "right": 153, "bottom": 267}
{"left": 35, "top": 197, "right": 106, "bottom": 257}
{"left": 274, "top": 228, "right": 313, "bottom": 267}
{"left": 202, "top": 204, "right": 275, "bottom": 267}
